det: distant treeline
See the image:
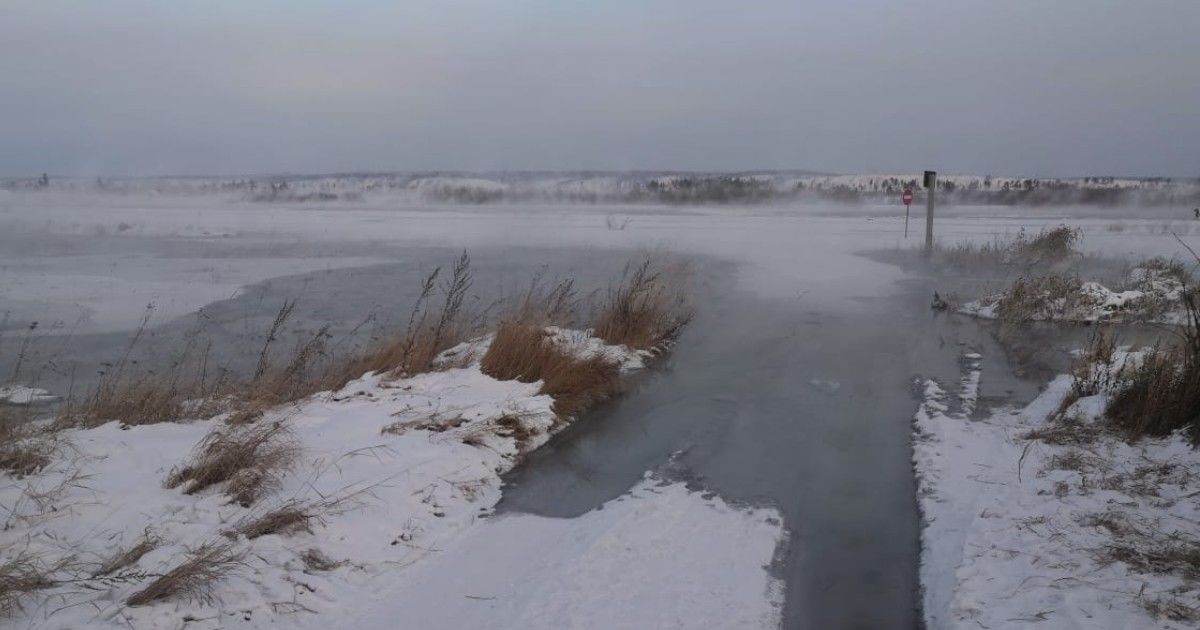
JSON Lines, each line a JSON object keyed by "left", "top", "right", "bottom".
{"left": 6, "top": 173, "right": 1200, "bottom": 207}
{"left": 421, "top": 177, "right": 1200, "bottom": 207}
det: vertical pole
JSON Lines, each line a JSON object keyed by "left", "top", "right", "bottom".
{"left": 924, "top": 170, "right": 937, "bottom": 257}
{"left": 904, "top": 205, "right": 910, "bottom": 238}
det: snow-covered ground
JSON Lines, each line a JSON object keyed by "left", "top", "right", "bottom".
{"left": 0, "top": 330, "right": 785, "bottom": 629}
{"left": 915, "top": 352, "right": 1200, "bottom": 628}
{"left": 346, "top": 473, "right": 785, "bottom": 630}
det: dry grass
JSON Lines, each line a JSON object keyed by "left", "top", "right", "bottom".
{"left": 505, "top": 275, "right": 579, "bottom": 328}
{"left": 539, "top": 354, "right": 622, "bottom": 419}
{"left": 92, "top": 530, "right": 160, "bottom": 578}
{"left": 1043, "top": 327, "right": 1120, "bottom": 421}
{"left": 230, "top": 502, "right": 315, "bottom": 540}
{"left": 1142, "top": 596, "right": 1199, "bottom": 623}
{"left": 299, "top": 548, "right": 339, "bottom": 572}
{"left": 933, "top": 224, "right": 1081, "bottom": 269}
{"left": 1097, "top": 272, "right": 1200, "bottom": 441}
{"left": 1098, "top": 539, "right": 1200, "bottom": 582}
{"left": 61, "top": 377, "right": 229, "bottom": 429}
{"left": 58, "top": 254, "right": 477, "bottom": 430}
{"left": 1106, "top": 344, "right": 1200, "bottom": 441}
{"left": 994, "top": 274, "right": 1085, "bottom": 325}
{"left": 1073, "top": 327, "right": 1119, "bottom": 392}
{"left": 1080, "top": 508, "right": 1200, "bottom": 622}
{"left": 335, "top": 252, "right": 475, "bottom": 382}
{"left": 165, "top": 421, "right": 297, "bottom": 506}
{"left": 481, "top": 323, "right": 621, "bottom": 419}
{"left": 1135, "top": 256, "right": 1191, "bottom": 285}
{"left": 1046, "top": 449, "right": 1095, "bottom": 472}
{"left": 125, "top": 541, "right": 242, "bottom": 607}
{"left": 592, "top": 258, "right": 691, "bottom": 350}
{"left": 55, "top": 308, "right": 231, "bottom": 428}
{"left": 935, "top": 237, "right": 1012, "bottom": 268}
{"left": 0, "top": 411, "right": 57, "bottom": 477}
{"left": 381, "top": 411, "right": 467, "bottom": 436}
{"left": 0, "top": 552, "right": 55, "bottom": 616}
{"left": 1015, "top": 225, "right": 1081, "bottom": 264}
{"left": 1023, "top": 416, "right": 1103, "bottom": 446}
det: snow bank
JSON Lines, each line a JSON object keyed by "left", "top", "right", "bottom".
{"left": 0, "top": 330, "right": 682, "bottom": 629}
{"left": 915, "top": 352, "right": 1200, "bottom": 629}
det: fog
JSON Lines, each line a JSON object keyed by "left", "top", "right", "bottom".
{"left": 3, "top": 1, "right": 1199, "bottom": 177}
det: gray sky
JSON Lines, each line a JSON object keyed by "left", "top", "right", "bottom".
{"left": 3, "top": 1, "right": 1199, "bottom": 178}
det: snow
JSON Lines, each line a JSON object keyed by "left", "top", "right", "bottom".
{"left": 0, "top": 385, "right": 56, "bottom": 405}
{"left": 0, "top": 329, "right": 783, "bottom": 629}
{"left": 345, "top": 473, "right": 786, "bottom": 630}
{"left": 2, "top": 364, "right": 550, "bottom": 628}
{"left": 914, "top": 352, "right": 1200, "bottom": 629}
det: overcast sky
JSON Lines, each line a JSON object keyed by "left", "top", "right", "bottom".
{"left": 3, "top": 1, "right": 1198, "bottom": 178}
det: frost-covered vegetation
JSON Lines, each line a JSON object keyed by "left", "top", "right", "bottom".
{"left": 961, "top": 260, "right": 1190, "bottom": 325}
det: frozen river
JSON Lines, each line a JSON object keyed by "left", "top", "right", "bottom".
{"left": 1, "top": 194, "right": 1193, "bottom": 628}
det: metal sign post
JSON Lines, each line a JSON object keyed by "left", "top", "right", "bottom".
{"left": 923, "top": 170, "right": 937, "bottom": 256}
{"left": 902, "top": 188, "right": 913, "bottom": 237}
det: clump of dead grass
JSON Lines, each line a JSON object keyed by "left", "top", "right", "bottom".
{"left": 933, "top": 225, "right": 1082, "bottom": 269}
{"left": 231, "top": 502, "right": 315, "bottom": 540}
{"left": 1098, "top": 539, "right": 1200, "bottom": 582}
{"left": 0, "top": 552, "right": 56, "bottom": 616}
{"left": 1024, "top": 416, "right": 1103, "bottom": 446}
{"left": 1042, "top": 327, "right": 1120, "bottom": 421}
{"left": 481, "top": 323, "right": 621, "bottom": 419}
{"left": 336, "top": 251, "right": 475, "bottom": 382}
{"left": 125, "top": 541, "right": 242, "bottom": 607}
{"left": 1134, "top": 256, "right": 1191, "bottom": 285}
{"left": 1102, "top": 290, "right": 1200, "bottom": 442}
{"left": 55, "top": 309, "right": 235, "bottom": 428}
{"left": 299, "top": 548, "right": 340, "bottom": 572}
{"left": 1142, "top": 595, "right": 1199, "bottom": 623}
{"left": 505, "top": 274, "right": 579, "bottom": 328}
{"left": 165, "top": 420, "right": 297, "bottom": 506}
{"left": 93, "top": 530, "right": 160, "bottom": 578}
{"left": 63, "top": 378, "right": 228, "bottom": 429}
{"left": 591, "top": 258, "right": 691, "bottom": 350}
{"left": 1105, "top": 341, "right": 1200, "bottom": 442}
{"left": 1046, "top": 449, "right": 1098, "bottom": 472}
{"left": 1080, "top": 508, "right": 1200, "bottom": 621}
{"left": 0, "top": 411, "right": 58, "bottom": 477}
{"left": 1013, "top": 225, "right": 1081, "bottom": 264}
{"left": 995, "top": 274, "right": 1085, "bottom": 325}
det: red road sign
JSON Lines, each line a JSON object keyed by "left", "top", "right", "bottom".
{"left": 902, "top": 189, "right": 914, "bottom": 206}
